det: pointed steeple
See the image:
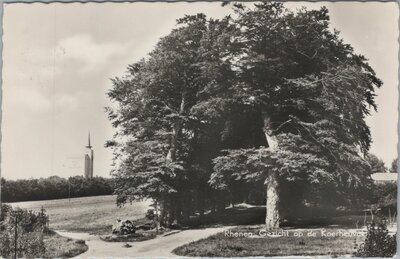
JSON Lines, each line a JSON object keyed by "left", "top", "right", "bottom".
{"left": 86, "top": 132, "right": 92, "bottom": 148}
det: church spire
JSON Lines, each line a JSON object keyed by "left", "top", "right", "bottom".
{"left": 86, "top": 132, "right": 92, "bottom": 148}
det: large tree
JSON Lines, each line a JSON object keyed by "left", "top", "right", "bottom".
{"left": 107, "top": 14, "right": 242, "bottom": 224}
{"left": 107, "top": 2, "right": 381, "bottom": 228}
{"left": 210, "top": 3, "right": 381, "bottom": 229}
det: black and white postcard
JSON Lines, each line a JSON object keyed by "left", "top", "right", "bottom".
{"left": 0, "top": 1, "right": 398, "bottom": 258}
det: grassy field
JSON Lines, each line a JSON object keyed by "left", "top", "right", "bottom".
{"left": 9, "top": 195, "right": 151, "bottom": 234}
{"left": 173, "top": 225, "right": 365, "bottom": 257}
{"left": 43, "top": 231, "right": 88, "bottom": 258}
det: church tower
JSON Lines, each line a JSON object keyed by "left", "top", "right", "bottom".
{"left": 84, "top": 132, "right": 94, "bottom": 178}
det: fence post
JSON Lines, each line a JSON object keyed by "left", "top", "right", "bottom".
{"left": 14, "top": 213, "right": 18, "bottom": 259}
{"left": 13, "top": 211, "right": 23, "bottom": 259}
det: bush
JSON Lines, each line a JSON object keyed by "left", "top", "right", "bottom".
{"left": 145, "top": 209, "right": 155, "bottom": 220}
{"left": 9, "top": 207, "right": 49, "bottom": 233}
{"left": 355, "top": 222, "right": 396, "bottom": 257}
{"left": 0, "top": 204, "right": 47, "bottom": 258}
{"left": 112, "top": 219, "right": 136, "bottom": 235}
{"left": 370, "top": 182, "right": 397, "bottom": 214}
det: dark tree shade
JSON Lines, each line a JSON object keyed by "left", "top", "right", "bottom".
{"left": 107, "top": 3, "right": 382, "bottom": 226}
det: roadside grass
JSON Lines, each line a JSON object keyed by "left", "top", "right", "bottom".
{"left": 43, "top": 231, "right": 88, "bottom": 258}
{"left": 173, "top": 225, "right": 364, "bottom": 257}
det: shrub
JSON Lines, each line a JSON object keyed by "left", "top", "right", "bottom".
{"left": 120, "top": 220, "right": 136, "bottom": 234}
{"left": 370, "top": 182, "right": 397, "bottom": 214}
{"left": 9, "top": 208, "right": 49, "bottom": 233}
{"left": 0, "top": 205, "right": 47, "bottom": 258}
{"left": 145, "top": 209, "right": 155, "bottom": 220}
{"left": 0, "top": 204, "right": 12, "bottom": 223}
{"left": 112, "top": 219, "right": 136, "bottom": 235}
{"left": 355, "top": 222, "right": 396, "bottom": 257}
{"left": 75, "top": 239, "right": 86, "bottom": 245}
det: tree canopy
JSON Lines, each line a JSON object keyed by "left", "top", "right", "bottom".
{"left": 390, "top": 158, "right": 398, "bottom": 173}
{"left": 107, "top": 2, "right": 382, "bottom": 227}
{"left": 366, "top": 154, "right": 387, "bottom": 174}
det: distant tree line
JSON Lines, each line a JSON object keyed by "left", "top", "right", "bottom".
{"left": 1, "top": 176, "right": 114, "bottom": 203}
{"left": 365, "top": 154, "right": 397, "bottom": 214}
{"left": 366, "top": 154, "right": 397, "bottom": 173}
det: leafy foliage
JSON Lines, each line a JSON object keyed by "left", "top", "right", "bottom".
{"left": 0, "top": 204, "right": 48, "bottom": 258}
{"left": 390, "top": 158, "right": 398, "bottom": 173}
{"left": 107, "top": 13, "right": 241, "bottom": 223}
{"left": 370, "top": 182, "right": 397, "bottom": 213}
{"left": 107, "top": 3, "right": 381, "bottom": 224}
{"left": 366, "top": 154, "right": 387, "bottom": 173}
{"left": 210, "top": 3, "right": 380, "bottom": 209}
{"left": 355, "top": 223, "right": 396, "bottom": 257}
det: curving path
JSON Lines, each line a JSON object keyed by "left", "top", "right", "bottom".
{"left": 56, "top": 227, "right": 227, "bottom": 258}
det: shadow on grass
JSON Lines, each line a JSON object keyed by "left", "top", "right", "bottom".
{"left": 186, "top": 205, "right": 376, "bottom": 230}
{"left": 186, "top": 206, "right": 265, "bottom": 229}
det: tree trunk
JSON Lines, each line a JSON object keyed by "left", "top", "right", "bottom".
{"left": 159, "top": 200, "right": 166, "bottom": 226}
{"left": 167, "top": 197, "right": 175, "bottom": 226}
{"left": 265, "top": 171, "right": 280, "bottom": 229}
{"left": 263, "top": 112, "right": 280, "bottom": 229}
{"left": 154, "top": 200, "right": 160, "bottom": 233}
{"left": 198, "top": 191, "right": 205, "bottom": 217}
{"left": 166, "top": 124, "right": 179, "bottom": 162}
{"left": 182, "top": 195, "right": 190, "bottom": 223}
{"left": 165, "top": 93, "right": 186, "bottom": 226}
{"left": 175, "top": 194, "right": 183, "bottom": 224}
{"left": 166, "top": 93, "right": 185, "bottom": 162}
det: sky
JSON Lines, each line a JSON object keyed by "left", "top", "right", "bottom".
{"left": 1, "top": 2, "right": 398, "bottom": 180}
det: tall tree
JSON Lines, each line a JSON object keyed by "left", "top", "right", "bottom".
{"left": 210, "top": 3, "right": 381, "bottom": 229}
{"left": 108, "top": 2, "right": 381, "bottom": 229}
{"left": 107, "top": 14, "right": 242, "bottom": 224}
